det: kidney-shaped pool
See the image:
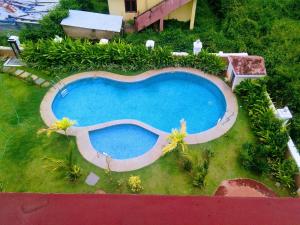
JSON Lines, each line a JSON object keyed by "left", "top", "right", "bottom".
{"left": 41, "top": 69, "right": 237, "bottom": 171}
{"left": 52, "top": 71, "right": 226, "bottom": 134}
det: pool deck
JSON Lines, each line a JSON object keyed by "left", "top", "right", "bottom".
{"left": 40, "top": 67, "right": 238, "bottom": 172}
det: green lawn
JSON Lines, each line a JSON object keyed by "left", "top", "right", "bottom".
{"left": 0, "top": 72, "right": 290, "bottom": 196}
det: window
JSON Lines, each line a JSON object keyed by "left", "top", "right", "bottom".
{"left": 125, "top": 0, "right": 137, "bottom": 12}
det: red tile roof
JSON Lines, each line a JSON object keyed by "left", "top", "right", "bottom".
{"left": 1, "top": 193, "right": 300, "bottom": 225}
{"left": 228, "top": 56, "right": 267, "bottom": 76}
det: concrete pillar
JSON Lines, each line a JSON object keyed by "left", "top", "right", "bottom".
{"left": 190, "top": 0, "right": 197, "bottom": 30}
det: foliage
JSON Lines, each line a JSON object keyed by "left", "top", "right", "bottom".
{"left": 0, "top": 181, "right": 4, "bottom": 192}
{"left": 270, "top": 159, "right": 297, "bottom": 190}
{"left": 190, "top": 149, "right": 213, "bottom": 188}
{"left": 236, "top": 80, "right": 296, "bottom": 191}
{"left": 19, "top": 0, "right": 80, "bottom": 42}
{"left": 163, "top": 120, "right": 188, "bottom": 155}
{"left": 21, "top": 38, "right": 225, "bottom": 75}
{"left": 178, "top": 148, "right": 213, "bottom": 188}
{"left": 127, "top": 175, "right": 143, "bottom": 193}
{"left": 66, "top": 164, "right": 82, "bottom": 182}
{"left": 239, "top": 143, "right": 268, "bottom": 174}
{"left": 38, "top": 117, "right": 76, "bottom": 136}
{"left": 76, "top": 0, "right": 108, "bottom": 13}
{"left": 0, "top": 30, "right": 19, "bottom": 47}
{"left": 192, "top": 160, "right": 209, "bottom": 188}
{"left": 43, "top": 141, "right": 82, "bottom": 182}
{"left": 290, "top": 116, "right": 300, "bottom": 149}
{"left": 179, "top": 152, "right": 193, "bottom": 172}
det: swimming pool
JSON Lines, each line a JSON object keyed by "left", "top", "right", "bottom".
{"left": 41, "top": 68, "right": 237, "bottom": 171}
{"left": 52, "top": 72, "right": 226, "bottom": 134}
{"left": 89, "top": 124, "right": 159, "bottom": 160}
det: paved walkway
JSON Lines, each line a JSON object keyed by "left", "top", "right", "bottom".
{"left": 2, "top": 67, "right": 50, "bottom": 88}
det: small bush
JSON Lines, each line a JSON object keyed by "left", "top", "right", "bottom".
{"left": 66, "top": 164, "right": 82, "bottom": 182}
{"left": 192, "top": 161, "right": 209, "bottom": 188}
{"left": 270, "top": 159, "right": 297, "bottom": 190}
{"left": 0, "top": 181, "right": 4, "bottom": 192}
{"left": 128, "top": 175, "right": 143, "bottom": 193}
{"left": 179, "top": 153, "right": 193, "bottom": 172}
{"left": 178, "top": 148, "right": 213, "bottom": 188}
{"left": 239, "top": 143, "right": 268, "bottom": 174}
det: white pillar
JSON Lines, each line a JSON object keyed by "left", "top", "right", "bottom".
{"left": 146, "top": 40, "right": 155, "bottom": 49}
{"left": 193, "top": 39, "right": 202, "bottom": 55}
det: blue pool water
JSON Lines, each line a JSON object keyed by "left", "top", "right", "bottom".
{"left": 52, "top": 71, "right": 226, "bottom": 134}
{"left": 89, "top": 124, "right": 158, "bottom": 159}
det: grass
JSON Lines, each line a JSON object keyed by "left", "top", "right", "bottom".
{"left": 0, "top": 72, "right": 290, "bottom": 196}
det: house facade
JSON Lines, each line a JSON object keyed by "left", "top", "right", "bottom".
{"left": 107, "top": 0, "right": 197, "bottom": 30}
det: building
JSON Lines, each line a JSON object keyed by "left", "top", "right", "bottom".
{"left": 61, "top": 10, "right": 123, "bottom": 40}
{"left": 226, "top": 55, "right": 267, "bottom": 89}
{"left": 1, "top": 193, "right": 300, "bottom": 225}
{"left": 107, "top": 0, "right": 197, "bottom": 31}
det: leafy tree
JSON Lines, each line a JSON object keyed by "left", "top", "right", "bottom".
{"left": 20, "top": 0, "right": 80, "bottom": 41}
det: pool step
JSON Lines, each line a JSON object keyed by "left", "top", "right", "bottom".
{"left": 61, "top": 89, "right": 69, "bottom": 97}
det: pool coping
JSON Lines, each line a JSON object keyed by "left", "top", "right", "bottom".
{"left": 40, "top": 67, "right": 238, "bottom": 172}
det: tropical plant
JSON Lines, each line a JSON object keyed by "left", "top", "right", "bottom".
{"left": 127, "top": 175, "right": 143, "bottom": 193}
{"left": 236, "top": 79, "right": 296, "bottom": 191}
{"left": 178, "top": 148, "right": 213, "bottom": 188}
{"left": 21, "top": 38, "right": 226, "bottom": 75}
{"left": 162, "top": 119, "right": 188, "bottom": 155}
{"left": 38, "top": 117, "right": 76, "bottom": 136}
{"left": 270, "top": 159, "right": 297, "bottom": 190}
{"left": 191, "top": 148, "right": 213, "bottom": 188}
{"left": 66, "top": 164, "right": 82, "bottom": 182}
{"left": 43, "top": 141, "right": 82, "bottom": 182}
{"left": 0, "top": 181, "right": 4, "bottom": 192}
{"left": 192, "top": 161, "right": 209, "bottom": 187}
{"left": 239, "top": 143, "right": 268, "bottom": 174}
{"left": 179, "top": 151, "right": 193, "bottom": 172}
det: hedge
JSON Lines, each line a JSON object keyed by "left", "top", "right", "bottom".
{"left": 21, "top": 38, "right": 226, "bottom": 75}
{"left": 235, "top": 79, "right": 297, "bottom": 191}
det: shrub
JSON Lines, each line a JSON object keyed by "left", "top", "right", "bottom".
{"left": 291, "top": 115, "right": 300, "bottom": 149}
{"left": 192, "top": 160, "right": 209, "bottom": 188}
{"left": 239, "top": 143, "right": 268, "bottom": 174}
{"left": 236, "top": 79, "right": 295, "bottom": 191}
{"left": 21, "top": 38, "right": 226, "bottom": 75}
{"left": 179, "top": 152, "right": 193, "bottom": 172}
{"left": 66, "top": 165, "right": 82, "bottom": 182}
{"left": 0, "top": 181, "right": 4, "bottom": 192}
{"left": 178, "top": 148, "right": 213, "bottom": 188}
{"left": 128, "top": 175, "right": 143, "bottom": 193}
{"left": 20, "top": 0, "right": 80, "bottom": 41}
{"left": 270, "top": 159, "right": 297, "bottom": 190}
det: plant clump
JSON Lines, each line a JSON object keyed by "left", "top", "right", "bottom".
{"left": 127, "top": 175, "right": 143, "bottom": 193}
